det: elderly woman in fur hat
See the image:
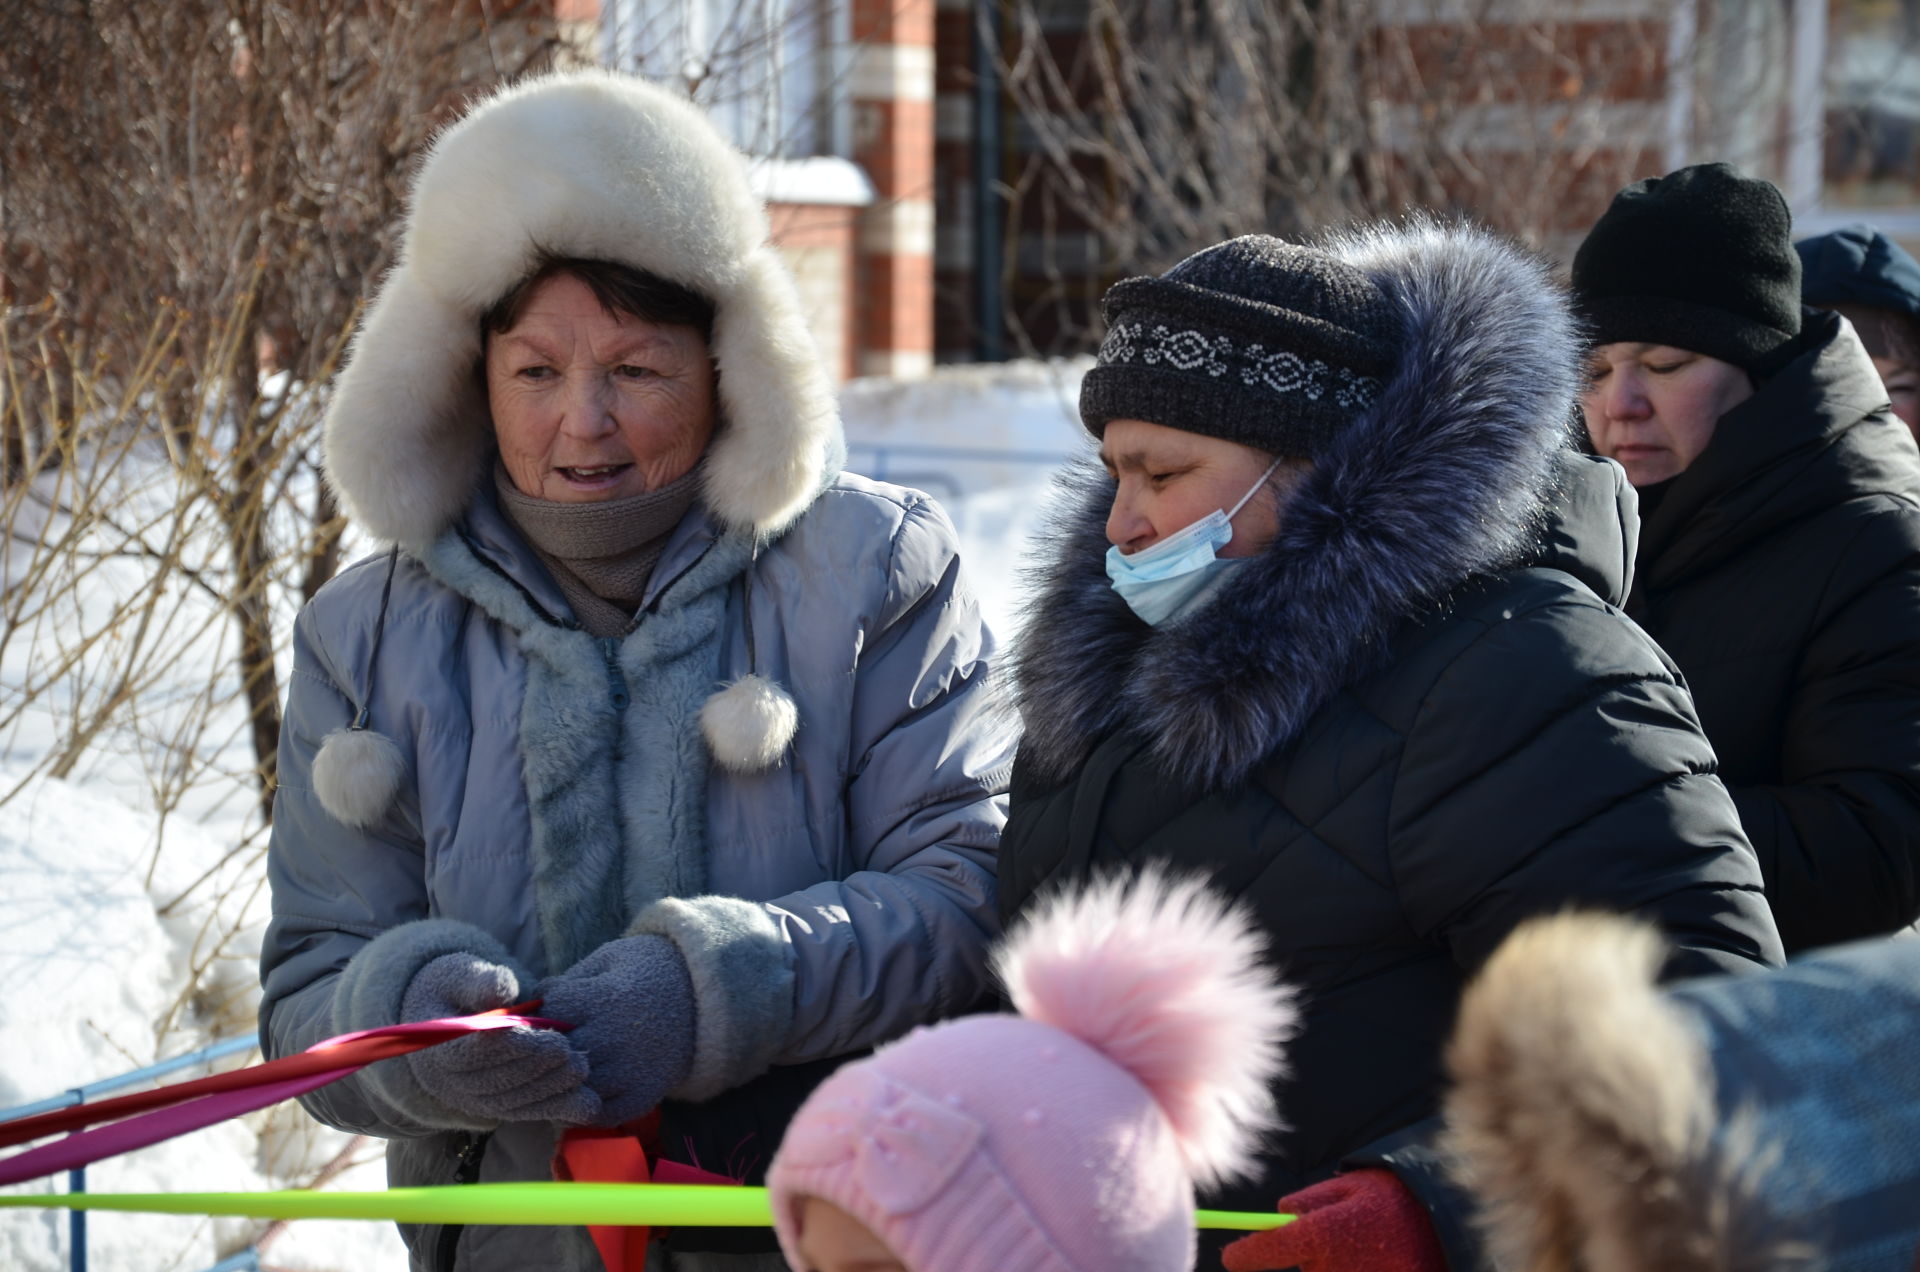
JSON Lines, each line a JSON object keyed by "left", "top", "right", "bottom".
{"left": 258, "top": 72, "right": 1012, "bottom": 1271}
{"left": 997, "top": 224, "right": 1786, "bottom": 1272}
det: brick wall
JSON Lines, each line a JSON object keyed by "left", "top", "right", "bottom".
{"left": 769, "top": 201, "right": 862, "bottom": 383}
{"left": 850, "top": 0, "right": 937, "bottom": 378}
{"left": 1363, "top": 3, "right": 1675, "bottom": 246}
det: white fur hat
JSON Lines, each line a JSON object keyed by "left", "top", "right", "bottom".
{"left": 322, "top": 69, "right": 841, "bottom": 549}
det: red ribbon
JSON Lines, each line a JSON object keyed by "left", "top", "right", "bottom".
{"left": 553, "top": 1118, "right": 743, "bottom": 1272}
{"left": 0, "top": 1004, "right": 562, "bottom": 1187}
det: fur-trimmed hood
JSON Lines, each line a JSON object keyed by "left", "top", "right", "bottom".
{"left": 1442, "top": 913, "right": 1734, "bottom": 1272}
{"left": 322, "top": 69, "right": 842, "bottom": 549}
{"left": 1014, "top": 221, "right": 1581, "bottom": 792}
{"left": 1444, "top": 914, "right": 1920, "bottom": 1271}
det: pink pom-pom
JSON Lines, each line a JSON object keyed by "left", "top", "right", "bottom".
{"left": 994, "top": 868, "right": 1298, "bottom": 1190}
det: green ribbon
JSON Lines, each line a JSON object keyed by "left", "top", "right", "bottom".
{"left": 0, "top": 1183, "right": 1292, "bottom": 1231}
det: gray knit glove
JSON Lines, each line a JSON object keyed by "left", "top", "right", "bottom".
{"left": 401, "top": 952, "right": 603, "bottom": 1126}
{"left": 535, "top": 935, "right": 696, "bottom": 1126}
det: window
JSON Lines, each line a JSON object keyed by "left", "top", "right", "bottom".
{"left": 600, "top": 0, "right": 847, "bottom": 159}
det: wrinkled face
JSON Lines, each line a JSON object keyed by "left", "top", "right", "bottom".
{"left": 486, "top": 271, "right": 716, "bottom": 502}
{"left": 790, "top": 1197, "right": 908, "bottom": 1272}
{"left": 1580, "top": 342, "right": 1754, "bottom": 487}
{"left": 1100, "top": 418, "right": 1294, "bottom": 558}
{"left": 1872, "top": 355, "right": 1920, "bottom": 437}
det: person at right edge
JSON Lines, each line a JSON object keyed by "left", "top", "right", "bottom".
{"left": 1575, "top": 162, "right": 1920, "bottom": 954}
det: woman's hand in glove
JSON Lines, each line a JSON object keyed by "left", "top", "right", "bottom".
{"left": 1221, "top": 1169, "right": 1447, "bottom": 1272}
{"left": 535, "top": 935, "right": 696, "bottom": 1126}
{"left": 400, "top": 952, "right": 603, "bottom": 1125}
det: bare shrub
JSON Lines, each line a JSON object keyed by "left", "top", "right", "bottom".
{"left": 993, "top": 0, "right": 1801, "bottom": 352}
{"left": 0, "top": 0, "right": 567, "bottom": 818}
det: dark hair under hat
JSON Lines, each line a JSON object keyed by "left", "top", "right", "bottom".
{"left": 1079, "top": 235, "right": 1404, "bottom": 457}
{"left": 1572, "top": 162, "right": 1802, "bottom": 373}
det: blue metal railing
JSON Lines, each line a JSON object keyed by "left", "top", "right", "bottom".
{"left": 0, "top": 1032, "right": 261, "bottom": 1272}
{"left": 0, "top": 1034, "right": 259, "bottom": 1123}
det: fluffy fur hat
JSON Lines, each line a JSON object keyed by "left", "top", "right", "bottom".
{"left": 767, "top": 871, "right": 1299, "bottom": 1272}
{"left": 1447, "top": 915, "right": 1920, "bottom": 1272}
{"left": 322, "top": 69, "right": 841, "bottom": 549}
{"left": 1443, "top": 913, "right": 1749, "bottom": 1272}
{"left": 311, "top": 71, "right": 836, "bottom": 823}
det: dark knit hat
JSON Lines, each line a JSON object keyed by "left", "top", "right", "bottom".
{"left": 1572, "top": 162, "right": 1802, "bottom": 372}
{"left": 1079, "top": 235, "right": 1404, "bottom": 456}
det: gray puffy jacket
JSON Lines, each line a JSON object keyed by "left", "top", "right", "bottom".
{"left": 260, "top": 473, "right": 1013, "bottom": 1270}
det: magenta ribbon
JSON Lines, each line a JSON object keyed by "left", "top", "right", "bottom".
{"left": 0, "top": 1011, "right": 563, "bottom": 1188}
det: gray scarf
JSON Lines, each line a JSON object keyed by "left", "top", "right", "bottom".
{"left": 493, "top": 461, "right": 703, "bottom": 638}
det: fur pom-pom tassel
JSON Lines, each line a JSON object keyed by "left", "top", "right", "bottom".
{"left": 995, "top": 868, "right": 1298, "bottom": 1190}
{"left": 701, "top": 674, "right": 799, "bottom": 773}
{"left": 312, "top": 727, "right": 409, "bottom": 830}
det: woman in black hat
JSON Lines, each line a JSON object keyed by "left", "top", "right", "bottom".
{"left": 1576, "top": 163, "right": 1920, "bottom": 956}
{"left": 998, "top": 221, "right": 1784, "bottom": 1271}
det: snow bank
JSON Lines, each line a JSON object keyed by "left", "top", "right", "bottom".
{"left": 0, "top": 765, "right": 406, "bottom": 1271}
{"left": 839, "top": 358, "right": 1093, "bottom": 638}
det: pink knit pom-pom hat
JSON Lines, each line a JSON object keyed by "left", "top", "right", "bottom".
{"left": 768, "top": 870, "right": 1299, "bottom": 1272}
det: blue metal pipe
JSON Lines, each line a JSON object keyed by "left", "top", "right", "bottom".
{"left": 0, "top": 1033, "right": 259, "bottom": 1125}
{"left": 69, "top": 1164, "right": 85, "bottom": 1272}
{"left": 0, "top": 1034, "right": 258, "bottom": 1272}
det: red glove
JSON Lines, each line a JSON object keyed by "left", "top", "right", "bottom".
{"left": 1220, "top": 1169, "right": 1447, "bottom": 1272}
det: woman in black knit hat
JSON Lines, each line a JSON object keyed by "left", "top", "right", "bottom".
{"left": 1575, "top": 162, "right": 1920, "bottom": 956}
{"left": 998, "top": 221, "right": 1783, "bottom": 1271}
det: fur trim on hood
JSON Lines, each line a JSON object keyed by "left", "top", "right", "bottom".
{"left": 1443, "top": 913, "right": 1772, "bottom": 1272}
{"left": 323, "top": 70, "right": 842, "bottom": 548}
{"left": 1013, "top": 220, "right": 1579, "bottom": 792}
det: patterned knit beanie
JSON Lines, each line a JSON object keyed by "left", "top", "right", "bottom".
{"left": 1573, "top": 162, "right": 1802, "bottom": 373}
{"left": 767, "top": 872, "right": 1299, "bottom": 1272}
{"left": 1080, "top": 235, "right": 1405, "bottom": 457}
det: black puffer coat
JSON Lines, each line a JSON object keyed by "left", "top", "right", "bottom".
{"left": 1000, "top": 224, "right": 1785, "bottom": 1259}
{"left": 1627, "top": 311, "right": 1920, "bottom": 953}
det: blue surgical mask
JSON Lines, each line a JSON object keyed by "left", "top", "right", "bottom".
{"left": 1105, "top": 459, "right": 1283, "bottom": 626}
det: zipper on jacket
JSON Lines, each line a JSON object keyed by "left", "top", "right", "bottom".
{"left": 434, "top": 1133, "right": 489, "bottom": 1271}
{"left": 601, "top": 637, "right": 630, "bottom": 713}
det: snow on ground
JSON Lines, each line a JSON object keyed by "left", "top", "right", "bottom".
{"left": 0, "top": 359, "right": 1090, "bottom": 1270}
{"left": 0, "top": 762, "right": 406, "bottom": 1271}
